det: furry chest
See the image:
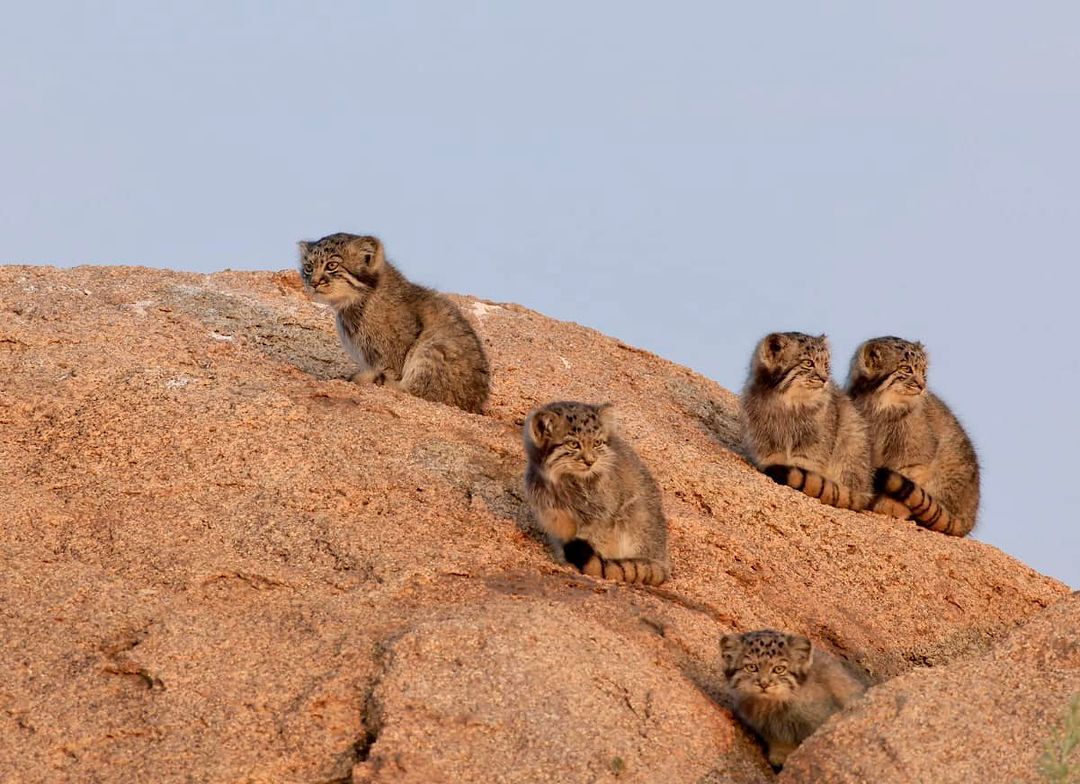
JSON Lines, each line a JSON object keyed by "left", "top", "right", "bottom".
{"left": 335, "top": 316, "right": 374, "bottom": 371}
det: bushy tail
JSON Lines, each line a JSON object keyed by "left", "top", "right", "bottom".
{"left": 563, "top": 539, "right": 668, "bottom": 586}
{"left": 763, "top": 465, "right": 865, "bottom": 511}
{"left": 873, "top": 468, "right": 971, "bottom": 537}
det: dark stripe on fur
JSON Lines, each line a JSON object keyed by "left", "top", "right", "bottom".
{"left": 875, "top": 468, "right": 967, "bottom": 536}
{"left": 764, "top": 464, "right": 857, "bottom": 510}
{"left": 763, "top": 464, "right": 794, "bottom": 487}
{"left": 563, "top": 538, "right": 595, "bottom": 570}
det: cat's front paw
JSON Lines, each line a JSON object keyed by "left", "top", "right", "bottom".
{"left": 869, "top": 494, "right": 911, "bottom": 519}
{"left": 767, "top": 742, "right": 795, "bottom": 769}
{"left": 350, "top": 368, "right": 398, "bottom": 386}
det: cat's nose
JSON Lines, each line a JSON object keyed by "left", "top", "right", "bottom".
{"left": 582, "top": 452, "right": 596, "bottom": 466}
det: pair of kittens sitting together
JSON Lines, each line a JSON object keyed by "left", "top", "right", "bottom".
{"left": 299, "top": 233, "right": 671, "bottom": 585}
{"left": 743, "top": 331, "right": 981, "bottom": 537}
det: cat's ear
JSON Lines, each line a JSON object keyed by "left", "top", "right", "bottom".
{"left": 786, "top": 634, "right": 814, "bottom": 670}
{"left": 858, "top": 342, "right": 883, "bottom": 373}
{"left": 297, "top": 240, "right": 311, "bottom": 256}
{"left": 720, "top": 634, "right": 743, "bottom": 676}
{"left": 349, "top": 236, "right": 385, "bottom": 270}
{"left": 759, "top": 333, "right": 788, "bottom": 365}
{"left": 596, "top": 402, "right": 616, "bottom": 431}
{"left": 527, "top": 410, "right": 556, "bottom": 446}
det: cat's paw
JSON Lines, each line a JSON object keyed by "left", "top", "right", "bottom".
{"left": 350, "top": 368, "right": 399, "bottom": 386}
{"left": 767, "top": 742, "right": 795, "bottom": 769}
{"left": 869, "top": 494, "right": 911, "bottom": 519}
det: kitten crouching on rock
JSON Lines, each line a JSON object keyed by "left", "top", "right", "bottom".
{"left": 298, "top": 232, "right": 490, "bottom": 414}
{"left": 522, "top": 401, "right": 670, "bottom": 586}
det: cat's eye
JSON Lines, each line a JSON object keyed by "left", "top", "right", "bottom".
{"left": 302, "top": 264, "right": 312, "bottom": 275}
{"left": 326, "top": 260, "right": 340, "bottom": 272}
{"left": 900, "top": 364, "right": 912, "bottom": 374}
{"left": 773, "top": 665, "right": 787, "bottom": 674}
{"left": 744, "top": 663, "right": 758, "bottom": 672}
{"left": 801, "top": 359, "right": 813, "bottom": 368}
{"left": 565, "top": 439, "right": 580, "bottom": 450}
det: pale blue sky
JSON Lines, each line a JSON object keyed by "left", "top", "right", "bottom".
{"left": 3, "top": 2, "right": 1077, "bottom": 586}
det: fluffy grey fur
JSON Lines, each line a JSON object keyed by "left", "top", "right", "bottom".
{"left": 298, "top": 233, "right": 490, "bottom": 414}
{"left": 523, "top": 401, "right": 669, "bottom": 586}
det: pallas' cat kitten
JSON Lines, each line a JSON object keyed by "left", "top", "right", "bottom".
{"left": 298, "top": 233, "right": 490, "bottom": 413}
{"left": 741, "top": 332, "right": 871, "bottom": 510}
{"left": 721, "top": 629, "right": 866, "bottom": 768}
{"left": 847, "top": 336, "right": 980, "bottom": 536}
{"left": 523, "top": 401, "right": 669, "bottom": 586}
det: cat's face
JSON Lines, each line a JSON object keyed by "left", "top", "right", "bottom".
{"left": 753, "top": 332, "right": 831, "bottom": 400}
{"left": 298, "top": 233, "right": 384, "bottom": 310}
{"left": 721, "top": 630, "right": 813, "bottom": 703}
{"left": 848, "top": 336, "right": 928, "bottom": 410}
{"left": 525, "top": 402, "right": 616, "bottom": 479}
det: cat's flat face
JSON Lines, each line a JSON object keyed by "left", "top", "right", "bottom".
{"left": 525, "top": 402, "right": 615, "bottom": 479}
{"left": 721, "top": 630, "right": 812, "bottom": 703}
{"left": 849, "top": 336, "right": 928, "bottom": 410}
{"left": 753, "top": 332, "right": 831, "bottom": 401}
{"left": 298, "top": 233, "right": 383, "bottom": 310}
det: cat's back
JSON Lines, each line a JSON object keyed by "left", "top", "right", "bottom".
{"left": 802, "top": 649, "right": 867, "bottom": 709}
{"left": 608, "top": 434, "right": 662, "bottom": 497}
{"left": 925, "top": 393, "right": 977, "bottom": 454}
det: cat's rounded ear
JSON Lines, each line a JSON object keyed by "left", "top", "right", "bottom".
{"left": 786, "top": 634, "right": 814, "bottom": 669}
{"left": 297, "top": 240, "right": 311, "bottom": 256}
{"left": 597, "top": 402, "right": 616, "bottom": 430}
{"left": 759, "top": 333, "right": 787, "bottom": 364}
{"left": 720, "top": 633, "right": 743, "bottom": 675}
{"left": 526, "top": 410, "right": 555, "bottom": 446}
{"left": 858, "top": 341, "right": 883, "bottom": 373}
{"left": 349, "top": 235, "right": 385, "bottom": 270}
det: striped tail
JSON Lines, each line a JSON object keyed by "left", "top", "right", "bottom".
{"left": 763, "top": 465, "right": 865, "bottom": 510}
{"left": 563, "top": 539, "right": 668, "bottom": 586}
{"left": 873, "top": 468, "right": 970, "bottom": 537}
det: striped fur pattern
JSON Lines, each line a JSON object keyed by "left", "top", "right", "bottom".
{"left": 848, "top": 337, "right": 980, "bottom": 537}
{"left": 523, "top": 402, "right": 669, "bottom": 586}
{"left": 721, "top": 629, "right": 866, "bottom": 769}
{"left": 298, "top": 233, "right": 490, "bottom": 413}
{"left": 763, "top": 465, "right": 862, "bottom": 511}
{"left": 742, "top": 333, "right": 871, "bottom": 511}
{"left": 874, "top": 468, "right": 965, "bottom": 536}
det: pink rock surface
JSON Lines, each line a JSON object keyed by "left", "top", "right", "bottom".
{"left": 0, "top": 265, "right": 1068, "bottom": 782}
{"left": 780, "top": 594, "right": 1080, "bottom": 784}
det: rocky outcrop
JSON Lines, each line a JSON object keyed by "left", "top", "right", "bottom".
{"left": 780, "top": 594, "right": 1080, "bottom": 784}
{"left": 0, "top": 265, "right": 1068, "bottom": 783}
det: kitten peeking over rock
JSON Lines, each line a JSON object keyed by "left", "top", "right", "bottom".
{"left": 298, "top": 233, "right": 490, "bottom": 413}
{"left": 721, "top": 629, "right": 866, "bottom": 769}
{"left": 523, "top": 401, "right": 670, "bottom": 585}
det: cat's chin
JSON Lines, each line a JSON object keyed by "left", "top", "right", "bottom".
{"left": 742, "top": 687, "right": 791, "bottom": 704}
